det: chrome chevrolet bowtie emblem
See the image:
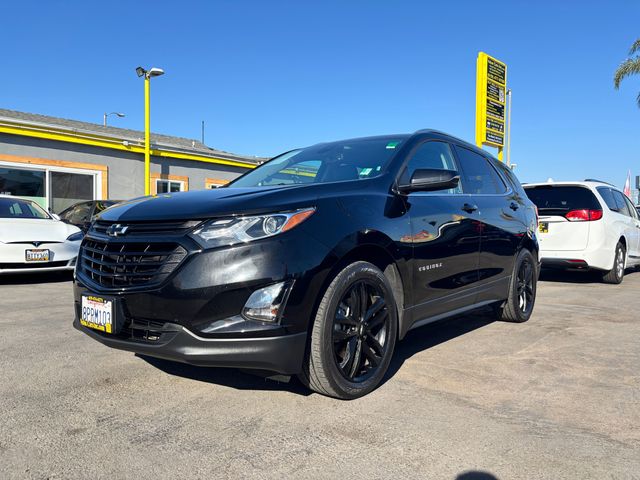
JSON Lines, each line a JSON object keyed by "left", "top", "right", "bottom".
{"left": 106, "top": 224, "right": 129, "bottom": 237}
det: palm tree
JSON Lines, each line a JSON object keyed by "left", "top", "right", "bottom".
{"left": 614, "top": 39, "right": 640, "bottom": 106}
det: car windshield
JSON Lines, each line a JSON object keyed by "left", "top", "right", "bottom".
{"left": 229, "top": 136, "right": 407, "bottom": 188}
{"left": 0, "top": 197, "right": 51, "bottom": 219}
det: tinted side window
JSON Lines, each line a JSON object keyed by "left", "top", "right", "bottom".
{"left": 402, "top": 141, "right": 461, "bottom": 194}
{"left": 58, "top": 207, "right": 74, "bottom": 221}
{"left": 494, "top": 160, "right": 525, "bottom": 195}
{"left": 597, "top": 187, "right": 618, "bottom": 212}
{"left": 612, "top": 190, "right": 632, "bottom": 217}
{"left": 454, "top": 146, "right": 506, "bottom": 194}
{"left": 623, "top": 195, "right": 639, "bottom": 219}
{"left": 68, "top": 202, "right": 93, "bottom": 224}
{"left": 94, "top": 201, "right": 113, "bottom": 214}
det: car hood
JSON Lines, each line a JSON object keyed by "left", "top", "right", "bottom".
{"left": 99, "top": 182, "right": 374, "bottom": 222}
{"left": 0, "top": 218, "right": 81, "bottom": 242}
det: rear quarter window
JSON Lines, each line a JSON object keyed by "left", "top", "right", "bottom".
{"left": 596, "top": 187, "right": 619, "bottom": 212}
{"left": 525, "top": 186, "right": 601, "bottom": 215}
{"left": 493, "top": 161, "right": 526, "bottom": 195}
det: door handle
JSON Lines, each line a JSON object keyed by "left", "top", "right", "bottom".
{"left": 509, "top": 202, "right": 519, "bottom": 211}
{"left": 462, "top": 203, "right": 478, "bottom": 213}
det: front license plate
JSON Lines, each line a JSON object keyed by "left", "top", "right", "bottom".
{"left": 538, "top": 222, "right": 549, "bottom": 234}
{"left": 80, "top": 295, "right": 114, "bottom": 333}
{"left": 25, "top": 249, "right": 50, "bottom": 262}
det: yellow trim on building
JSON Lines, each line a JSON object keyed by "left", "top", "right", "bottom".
{"left": 0, "top": 121, "right": 257, "bottom": 169}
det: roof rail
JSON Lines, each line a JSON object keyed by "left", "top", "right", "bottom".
{"left": 584, "top": 178, "right": 616, "bottom": 187}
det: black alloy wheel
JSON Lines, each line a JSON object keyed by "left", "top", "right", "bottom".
{"left": 332, "top": 280, "right": 391, "bottom": 382}
{"left": 300, "top": 261, "right": 398, "bottom": 399}
{"left": 516, "top": 256, "right": 535, "bottom": 316}
{"left": 496, "top": 248, "right": 537, "bottom": 323}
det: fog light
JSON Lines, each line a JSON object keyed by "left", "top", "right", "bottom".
{"left": 242, "top": 282, "right": 289, "bottom": 323}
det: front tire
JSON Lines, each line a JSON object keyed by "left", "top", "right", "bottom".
{"left": 299, "top": 261, "right": 398, "bottom": 400}
{"left": 495, "top": 248, "right": 537, "bottom": 323}
{"left": 602, "top": 242, "right": 625, "bottom": 284}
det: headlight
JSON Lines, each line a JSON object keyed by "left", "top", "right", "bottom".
{"left": 66, "top": 231, "right": 84, "bottom": 242}
{"left": 190, "top": 207, "right": 316, "bottom": 248}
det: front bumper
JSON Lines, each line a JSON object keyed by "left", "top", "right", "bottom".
{"left": 73, "top": 316, "right": 307, "bottom": 374}
{"left": 73, "top": 226, "right": 333, "bottom": 375}
{"left": 0, "top": 241, "right": 80, "bottom": 274}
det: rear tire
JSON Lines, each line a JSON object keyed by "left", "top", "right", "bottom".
{"left": 602, "top": 242, "right": 625, "bottom": 284}
{"left": 495, "top": 248, "right": 537, "bottom": 323}
{"left": 299, "top": 261, "right": 398, "bottom": 400}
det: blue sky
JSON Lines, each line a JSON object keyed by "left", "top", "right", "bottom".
{"left": 1, "top": 1, "right": 639, "bottom": 187}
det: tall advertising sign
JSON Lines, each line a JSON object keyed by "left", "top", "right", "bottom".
{"left": 475, "top": 52, "right": 507, "bottom": 161}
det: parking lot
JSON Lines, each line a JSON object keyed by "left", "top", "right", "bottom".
{"left": 1, "top": 270, "right": 638, "bottom": 479}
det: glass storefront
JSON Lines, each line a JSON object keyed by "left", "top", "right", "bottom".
{"left": 50, "top": 171, "right": 94, "bottom": 213}
{"left": 0, "top": 167, "right": 47, "bottom": 208}
{"left": 0, "top": 163, "right": 99, "bottom": 213}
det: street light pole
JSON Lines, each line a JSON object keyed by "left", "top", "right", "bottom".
{"left": 136, "top": 66, "right": 164, "bottom": 195}
{"left": 103, "top": 112, "right": 125, "bottom": 127}
{"left": 144, "top": 75, "right": 151, "bottom": 195}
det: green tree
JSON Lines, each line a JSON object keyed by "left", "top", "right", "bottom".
{"left": 614, "top": 39, "right": 640, "bottom": 106}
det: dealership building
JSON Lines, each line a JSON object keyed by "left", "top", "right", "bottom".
{"left": 0, "top": 108, "right": 260, "bottom": 213}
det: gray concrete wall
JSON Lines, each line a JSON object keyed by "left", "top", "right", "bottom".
{"left": 0, "top": 134, "right": 251, "bottom": 199}
{"left": 154, "top": 157, "right": 247, "bottom": 190}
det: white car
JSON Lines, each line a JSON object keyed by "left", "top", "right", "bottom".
{"left": 524, "top": 180, "right": 640, "bottom": 284}
{"left": 0, "top": 194, "right": 83, "bottom": 274}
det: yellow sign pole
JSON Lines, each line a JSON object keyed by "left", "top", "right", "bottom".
{"left": 144, "top": 75, "right": 151, "bottom": 195}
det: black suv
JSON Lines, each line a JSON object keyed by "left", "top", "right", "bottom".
{"left": 73, "top": 130, "right": 539, "bottom": 399}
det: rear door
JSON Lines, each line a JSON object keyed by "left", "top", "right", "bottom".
{"left": 453, "top": 146, "right": 524, "bottom": 299}
{"left": 524, "top": 185, "right": 601, "bottom": 251}
{"left": 610, "top": 189, "right": 640, "bottom": 258}
{"left": 621, "top": 194, "right": 640, "bottom": 259}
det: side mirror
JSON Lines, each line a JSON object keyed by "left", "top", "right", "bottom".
{"left": 51, "top": 213, "right": 61, "bottom": 221}
{"left": 398, "top": 169, "right": 460, "bottom": 193}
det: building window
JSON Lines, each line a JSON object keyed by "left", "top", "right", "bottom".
{"left": 0, "top": 166, "right": 46, "bottom": 208}
{"left": 205, "top": 178, "right": 229, "bottom": 189}
{"left": 156, "top": 179, "right": 184, "bottom": 193}
{"left": 49, "top": 171, "right": 94, "bottom": 213}
{"left": 0, "top": 161, "right": 102, "bottom": 213}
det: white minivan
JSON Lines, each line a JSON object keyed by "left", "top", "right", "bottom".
{"left": 524, "top": 180, "right": 640, "bottom": 284}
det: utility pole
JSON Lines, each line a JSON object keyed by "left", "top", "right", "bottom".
{"left": 201, "top": 120, "right": 205, "bottom": 144}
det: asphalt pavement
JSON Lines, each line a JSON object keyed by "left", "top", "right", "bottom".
{"left": 1, "top": 269, "right": 639, "bottom": 479}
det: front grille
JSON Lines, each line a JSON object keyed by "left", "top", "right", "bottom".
{"left": 119, "top": 318, "right": 178, "bottom": 343}
{"left": 79, "top": 239, "right": 187, "bottom": 289}
{"left": 91, "top": 220, "right": 201, "bottom": 236}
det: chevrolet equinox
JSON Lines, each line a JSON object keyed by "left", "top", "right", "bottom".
{"left": 74, "top": 130, "right": 539, "bottom": 399}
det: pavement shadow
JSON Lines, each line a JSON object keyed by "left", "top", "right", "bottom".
{"left": 539, "top": 267, "right": 639, "bottom": 284}
{"left": 0, "top": 271, "right": 73, "bottom": 285}
{"left": 139, "top": 306, "right": 497, "bottom": 397}
{"left": 383, "top": 306, "right": 496, "bottom": 384}
{"left": 456, "top": 471, "right": 499, "bottom": 480}
{"left": 137, "top": 354, "right": 312, "bottom": 396}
